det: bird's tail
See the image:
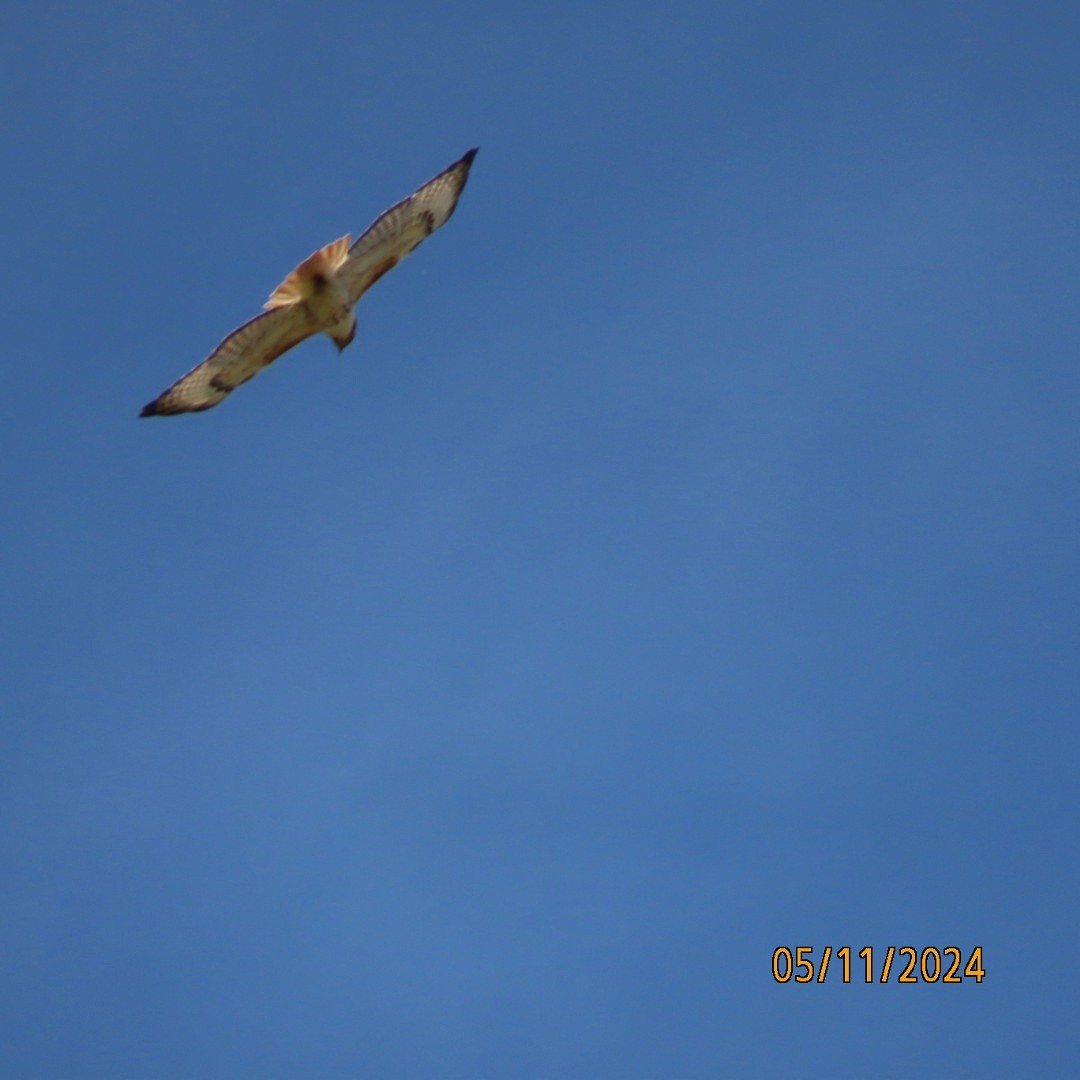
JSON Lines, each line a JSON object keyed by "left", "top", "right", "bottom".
{"left": 264, "top": 235, "right": 351, "bottom": 309}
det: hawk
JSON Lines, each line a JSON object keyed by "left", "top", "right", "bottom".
{"left": 140, "top": 148, "right": 478, "bottom": 416}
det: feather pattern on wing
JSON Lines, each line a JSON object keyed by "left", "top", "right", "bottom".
{"left": 140, "top": 306, "right": 318, "bottom": 416}
{"left": 339, "top": 148, "right": 477, "bottom": 303}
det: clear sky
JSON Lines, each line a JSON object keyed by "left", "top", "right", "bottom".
{"left": 2, "top": 2, "right": 1078, "bottom": 1076}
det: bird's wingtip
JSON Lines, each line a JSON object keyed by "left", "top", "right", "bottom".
{"left": 461, "top": 147, "right": 479, "bottom": 166}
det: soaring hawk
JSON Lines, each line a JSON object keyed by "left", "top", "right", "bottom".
{"left": 140, "top": 148, "right": 478, "bottom": 416}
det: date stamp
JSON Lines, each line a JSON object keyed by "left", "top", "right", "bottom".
{"left": 772, "top": 946, "right": 985, "bottom": 984}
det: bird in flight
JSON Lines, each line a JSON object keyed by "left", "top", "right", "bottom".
{"left": 140, "top": 148, "right": 478, "bottom": 416}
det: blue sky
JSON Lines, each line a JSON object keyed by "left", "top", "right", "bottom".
{"left": 2, "top": 2, "right": 1078, "bottom": 1076}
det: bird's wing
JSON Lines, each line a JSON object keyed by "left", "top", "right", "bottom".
{"left": 339, "top": 148, "right": 478, "bottom": 305}
{"left": 140, "top": 304, "right": 318, "bottom": 416}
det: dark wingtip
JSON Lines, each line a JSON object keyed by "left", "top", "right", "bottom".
{"left": 461, "top": 147, "right": 479, "bottom": 166}
{"left": 139, "top": 401, "right": 159, "bottom": 418}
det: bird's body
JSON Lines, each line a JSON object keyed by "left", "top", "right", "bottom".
{"left": 266, "top": 234, "right": 358, "bottom": 349}
{"left": 140, "top": 148, "right": 477, "bottom": 417}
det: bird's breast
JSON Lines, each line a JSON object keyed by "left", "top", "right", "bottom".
{"left": 304, "top": 275, "right": 353, "bottom": 331}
